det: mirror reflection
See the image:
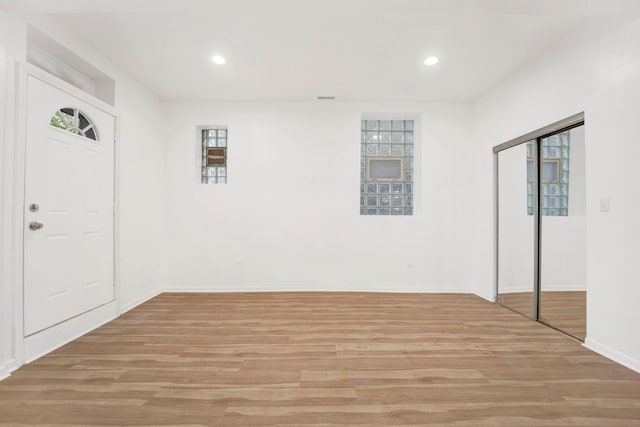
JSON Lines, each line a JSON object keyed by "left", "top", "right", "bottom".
{"left": 539, "top": 125, "right": 586, "bottom": 340}
{"left": 497, "top": 142, "right": 535, "bottom": 318}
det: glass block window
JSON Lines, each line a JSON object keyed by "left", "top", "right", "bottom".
{"left": 527, "top": 130, "right": 570, "bottom": 216}
{"left": 360, "top": 120, "right": 414, "bottom": 215}
{"left": 50, "top": 107, "right": 98, "bottom": 141}
{"left": 201, "top": 128, "right": 228, "bottom": 184}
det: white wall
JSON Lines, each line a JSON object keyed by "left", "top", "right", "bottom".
{"left": 0, "top": 7, "right": 11, "bottom": 379}
{"left": 0, "top": 11, "right": 7, "bottom": 376}
{"left": 473, "top": 17, "right": 640, "bottom": 371}
{"left": 0, "top": 11, "right": 168, "bottom": 377}
{"left": 163, "top": 101, "right": 473, "bottom": 293}
{"left": 113, "top": 76, "right": 167, "bottom": 310}
{"left": 0, "top": 6, "right": 27, "bottom": 379}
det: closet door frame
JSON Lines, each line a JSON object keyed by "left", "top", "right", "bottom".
{"left": 493, "top": 112, "right": 585, "bottom": 321}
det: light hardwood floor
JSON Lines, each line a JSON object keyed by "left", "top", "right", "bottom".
{"left": 1, "top": 292, "right": 639, "bottom": 426}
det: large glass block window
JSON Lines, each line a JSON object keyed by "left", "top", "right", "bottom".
{"left": 360, "top": 120, "right": 414, "bottom": 215}
{"left": 527, "top": 131, "right": 570, "bottom": 216}
{"left": 201, "top": 128, "right": 228, "bottom": 184}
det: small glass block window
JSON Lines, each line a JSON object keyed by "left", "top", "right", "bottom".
{"left": 201, "top": 128, "right": 228, "bottom": 184}
{"left": 527, "top": 130, "right": 570, "bottom": 216}
{"left": 360, "top": 120, "right": 414, "bottom": 215}
{"left": 50, "top": 108, "right": 98, "bottom": 141}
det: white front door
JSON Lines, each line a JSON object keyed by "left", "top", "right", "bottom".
{"left": 23, "top": 75, "right": 115, "bottom": 336}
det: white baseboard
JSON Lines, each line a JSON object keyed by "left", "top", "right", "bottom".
{"left": 495, "top": 286, "right": 531, "bottom": 294}
{"left": 162, "top": 285, "right": 472, "bottom": 294}
{"left": 499, "top": 285, "right": 586, "bottom": 294}
{"left": 0, "top": 358, "right": 19, "bottom": 381}
{"left": 120, "top": 289, "right": 161, "bottom": 314}
{"left": 541, "top": 284, "right": 587, "bottom": 292}
{"left": 584, "top": 337, "right": 640, "bottom": 373}
{"left": 24, "top": 301, "right": 118, "bottom": 364}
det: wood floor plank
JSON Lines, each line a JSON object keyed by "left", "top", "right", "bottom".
{"left": 0, "top": 292, "right": 638, "bottom": 426}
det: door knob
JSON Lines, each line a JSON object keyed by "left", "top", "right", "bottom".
{"left": 29, "top": 222, "right": 44, "bottom": 231}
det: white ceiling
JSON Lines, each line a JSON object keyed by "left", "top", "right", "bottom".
{"left": 3, "top": 0, "right": 640, "bottom": 101}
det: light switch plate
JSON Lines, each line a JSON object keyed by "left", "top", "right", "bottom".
{"left": 599, "top": 197, "right": 610, "bottom": 212}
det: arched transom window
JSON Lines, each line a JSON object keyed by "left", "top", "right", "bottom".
{"left": 50, "top": 108, "right": 99, "bottom": 141}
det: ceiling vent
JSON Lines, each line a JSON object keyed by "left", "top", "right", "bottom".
{"left": 317, "top": 96, "right": 336, "bottom": 100}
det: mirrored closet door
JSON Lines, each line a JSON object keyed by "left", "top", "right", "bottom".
{"left": 497, "top": 142, "right": 536, "bottom": 318}
{"left": 495, "top": 114, "right": 586, "bottom": 341}
{"left": 539, "top": 125, "right": 586, "bottom": 340}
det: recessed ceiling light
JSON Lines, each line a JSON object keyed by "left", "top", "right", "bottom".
{"left": 211, "top": 55, "right": 226, "bottom": 65}
{"left": 424, "top": 56, "right": 439, "bottom": 66}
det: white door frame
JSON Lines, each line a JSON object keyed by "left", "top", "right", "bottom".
{"left": 8, "top": 62, "right": 121, "bottom": 368}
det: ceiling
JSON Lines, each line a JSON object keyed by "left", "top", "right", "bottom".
{"left": 3, "top": 0, "right": 640, "bottom": 101}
